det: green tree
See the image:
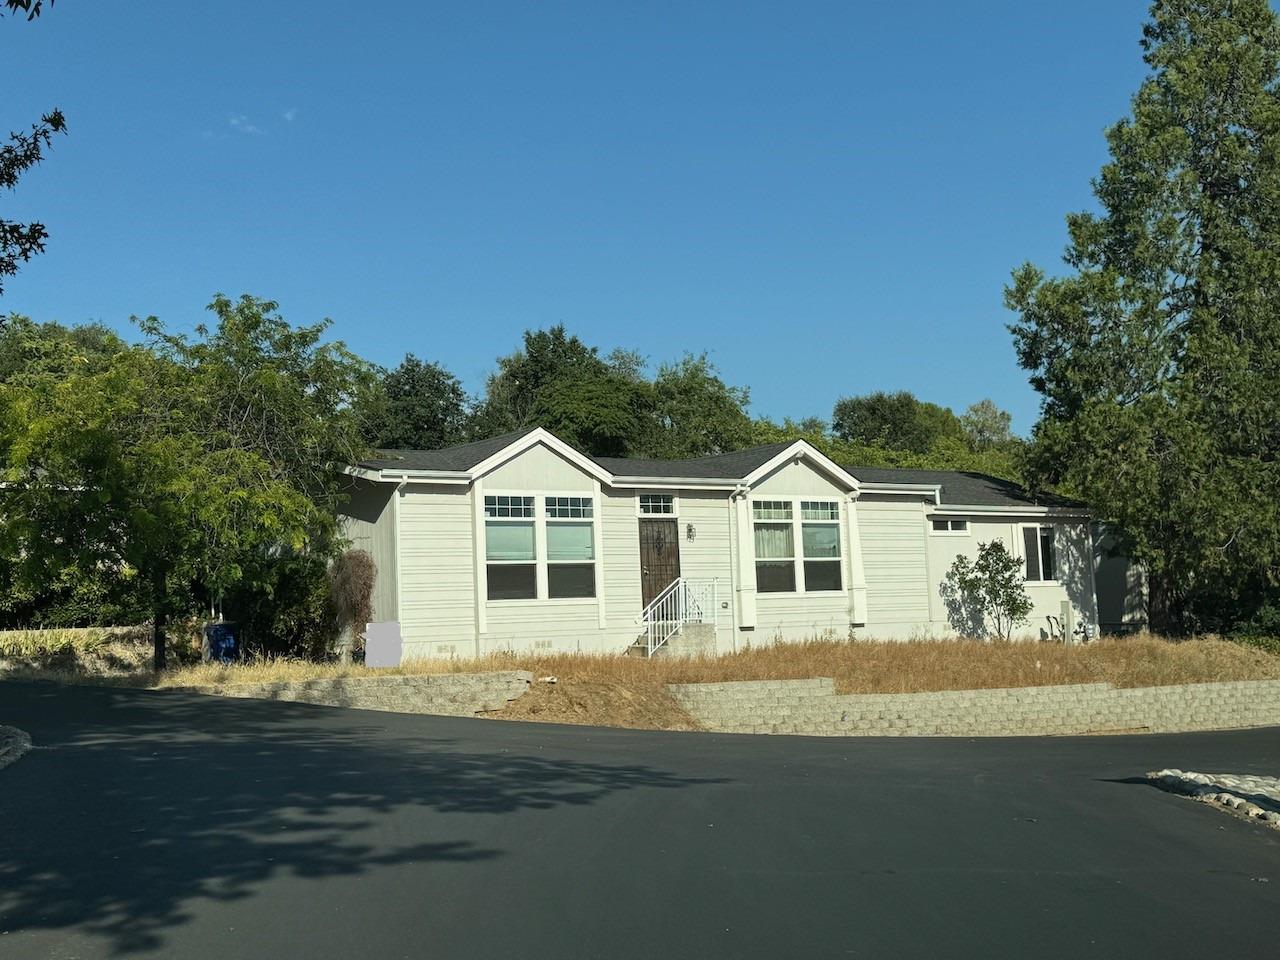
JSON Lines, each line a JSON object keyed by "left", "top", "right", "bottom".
{"left": 1006, "top": 0, "right": 1280, "bottom": 631}
{"left": 961, "top": 399, "right": 1014, "bottom": 451}
{"left": 831, "top": 390, "right": 966, "bottom": 454}
{"left": 0, "top": 295, "right": 374, "bottom": 668}
{"left": 2, "top": 1, "right": 64, "bottom": 298}
{"left": 941, "top": 541, "right": 1033, "bottom": 641}
{"left": 0, "top": 315, "right": 124, "bottom": 384}
{"left": 364, "top": 353, "right": 470, "bottom": 450}
{"left": 645, "top": 353, "right": 752, "bottom": 459}
{"left": 472, "top": 325, "right": 649, "bottom": 456}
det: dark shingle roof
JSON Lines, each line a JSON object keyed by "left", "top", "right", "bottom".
{"left": 357, "top": 427, "right": 539, "bottom": 472}
{"left": 356, "top": 430, "right": 1084, "bottom": 510}
{"left": 845, "top": 466, "right": 1084, "bottom": 509}
{"left": 592, "top": 442, "right": 795, "bottom": 479}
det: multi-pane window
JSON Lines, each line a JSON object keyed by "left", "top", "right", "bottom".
{"left": 753, "top": 499, "right": 843, "bottom": 593}
{"left": 483, "top": 495, "right": 597, "bottom": 601}
{"left": 753, "top": 500, "right": 795, "bottom": 592}
{"left": 931, "top": 519, "right": 969, "bottom": 534}
{"left": 545, "top": 497, "right": 595, "bottom": 598}
{"left": 484, "top": 496, "right": 536, "bottom": 599}
{"left": 800, "top": 501, "right": 842, "bottom": 592}
{"left": 639, "top": 493, "right": 675, "bottom": 516}
{"left": 1022, "top": 524, "right": 1057, "bottom": 582}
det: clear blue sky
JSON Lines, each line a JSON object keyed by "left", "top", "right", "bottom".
{"left": 4, "top": 1, "right": 1155, "bottom": 434}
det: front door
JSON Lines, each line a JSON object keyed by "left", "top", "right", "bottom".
{"left": 639, "top": 518, "right": 681, "bottom": 608}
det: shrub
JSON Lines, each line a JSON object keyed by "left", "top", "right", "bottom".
{"left": 329, "top": 550, "right": 376, "bottom": 662}
{"left": 941, "top": 540, "right": 1033, "bottom": 641}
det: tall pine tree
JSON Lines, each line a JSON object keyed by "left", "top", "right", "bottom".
{"left": 1007, "top": 0, "right": 1280, "bottom": 631}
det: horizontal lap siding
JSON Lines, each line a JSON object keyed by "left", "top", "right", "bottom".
{"left": 399, "top": 485, "right": 476, "bottom": 657}
{"left": 602, "top": 492, "right": 643, "bottom": 649}
{"left": 755, "top": 593, "right": 850, "bottom": 641}
{"left": 676, "top": 493, "right": 735, "bottom": 648}
{"left": 482, "top": 603, "right": 604, "bottom": 654}
{"left": 858, "top": 499, "right": 931, "bottom": 637}
{"left": 338, "top": 479, "right": 398, "bottom": 624}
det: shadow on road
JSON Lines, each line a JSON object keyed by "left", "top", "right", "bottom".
{"left": 0, "top": 683, "right": 723, "bottom": 955}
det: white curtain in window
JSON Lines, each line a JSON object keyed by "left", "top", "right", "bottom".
{"left": 754, "top": 523, "right": 794, "bottom": 559}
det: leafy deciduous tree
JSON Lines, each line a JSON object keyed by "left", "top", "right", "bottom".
{"left": 942, "top": 541, "right": 1033, "bottom": 641}
{"left": 831, "top": 390, "right": 967, "bottom": 454}
{"left": 363, "top": 353, "right": 470, "bottom": 451}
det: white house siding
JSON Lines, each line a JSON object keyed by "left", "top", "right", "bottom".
{"left": 600, "top": 489, "right": 644, "bottom": 648}
{"left": 858, "top": 497, "right": 932, "bottom": 638}
{"left": 924, "top": 515, "right": 1099, "bottom": 639}
{"left": 338, "top": 478, "right": 398, "bottom": 624}
{"left": 484, "top": 442, "right": 595, "bottom": 491}
{"left": 752, "top": 460, "right": 847, "bottom": 497}
{"left": 398, "top": 483, "right": 477, "bottom": 659}
{"left": 670, "top": 491, "right": 736, "bottom": 649}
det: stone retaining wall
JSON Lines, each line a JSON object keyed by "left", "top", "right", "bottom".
{"left": 193, "top": 671, "right": 532, "bottom": 717}
{"left": 668, "top": 678, "right": 1280, "bottom": 736}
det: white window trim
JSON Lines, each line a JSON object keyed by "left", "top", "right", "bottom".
{"left": 482, "top": 489, "right": 602, "bottom": 604}
{"left": 749, "top": 495, "right": 846, "bottom": 595}
{"left": 635, "top": 492, "right": 680, "bottom": 518}
{"left": 1018, "top": 522, "right": 1060, "bottom": 586}
{"left": 929, "top": 517, "right": 971, "bottom": 536}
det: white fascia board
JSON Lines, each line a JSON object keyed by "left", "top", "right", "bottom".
{"left": 342, "top": 465, "right": 472, "bottom": 484}
{"left": 931, "top": 504, "right": 1092, "bottom": 519}
{"left": 742, "top": 440, "right": 861, "bottom": 493}
{"left": 343, "top": 468, "right": 473, "bottom": 483}
{"left": 608, "top": 476, "right": 739, "bottom": 491}
{"left": 468, "top": 427, "right": 615, "bottom": 485}
{"left": 856, "top": 481, "right": 942, "bottom": 503}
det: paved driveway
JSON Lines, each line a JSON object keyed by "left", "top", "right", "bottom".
{"left": 2, "top": 681, "right": 1278, "bottom": 959}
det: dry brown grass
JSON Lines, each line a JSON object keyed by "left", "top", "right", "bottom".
{"left": 152, "top": 631, "right": 1280, "bottom": 694}
{"left": 10, "top": 633, "right": 1280, "bottom": 730}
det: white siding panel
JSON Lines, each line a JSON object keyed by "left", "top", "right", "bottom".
{"left": 755, "top": 593, "right": 850, "bottom": 641}
{"left": 671, "top": 492, "right": 735, "bottom": 648}
{"left": 858, "top": 498, "right": 931, "bottom": 637}
{"left": 338, "top": 478, "right": 398, "bottom": 624}
{"left": 602, "top": 490, "right": 643, "bottom": 648}
{"left": 398, "top": 484, "right": 476, "bottom": 657}
{"left": 483, "top": 443, "right": 595, "bottom": 491}
{"left": 752, "top": 460, "right": 846, "bottom": 497}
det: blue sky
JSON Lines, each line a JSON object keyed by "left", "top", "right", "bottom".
{"left": 4, "top": 1, "right": 1155, "bottom": 434}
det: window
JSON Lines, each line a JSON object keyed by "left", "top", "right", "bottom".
{"left": 484, "top": 494, "right": 597, "bottom": 600}
{"left": 753, "top": 500, "right": 795, "bottom": 592}
{"left": 546, "top": 498, "right": 595, "bottom": 598}
{"left": 801, "top": 501, "right": 842, "bottom": 591}
{"left": 485, "top": 495, "right": 534, "bottom": 518}
{"left": 1023, "top": 524, "right": 1057, "bottom": 582}
{"left": 484, "top": 497, "right": 536, "bottom": 600}
{"left": 931, "top": 518, "right": 969, "bottom": 534}
{"left": 639, "top": 493, "right": 675, "bottom": 516}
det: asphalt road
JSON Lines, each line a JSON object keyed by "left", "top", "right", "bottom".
{"left": 1, "top": 682, "right": 1278, "bottom": 959}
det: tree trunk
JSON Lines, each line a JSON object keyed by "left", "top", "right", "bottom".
{"left": 152, "top": 570, "right": 168, "bottom": 672}
{"left": 1148, "top": 570, "right": 1185, "bottom": 636}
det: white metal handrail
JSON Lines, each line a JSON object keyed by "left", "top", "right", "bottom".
{"left": 637, "top": 577, "right": 718, "bottom": 656}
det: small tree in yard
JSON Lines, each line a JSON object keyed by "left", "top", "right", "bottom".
{"left": 330, "top": 549, "right": 375, "bottom": 663}
{"left": 942, "top": 541, "right": 1033, "bottom": 641}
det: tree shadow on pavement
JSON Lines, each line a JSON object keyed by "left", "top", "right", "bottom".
{"left": 0, "top": 683, "right": 724, "bottom": 955}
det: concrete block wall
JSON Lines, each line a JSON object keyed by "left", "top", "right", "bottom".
{"left": 668, "top": 678, "right": 1280, "bottom": 737}
{"left": 195, "top": 670, "right": 533, "bottom": 717}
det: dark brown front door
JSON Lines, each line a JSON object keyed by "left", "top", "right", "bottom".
{"left": 639, "top": 518, "right": 681, "bottom": 607}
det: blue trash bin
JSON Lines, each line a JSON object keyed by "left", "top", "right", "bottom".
{"left": 202, "top": 621, "right": 240, "bottom": 663}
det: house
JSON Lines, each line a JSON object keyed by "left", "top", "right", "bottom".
{"left": 340, "top": 427, "right": 1100, "bottom": 659}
